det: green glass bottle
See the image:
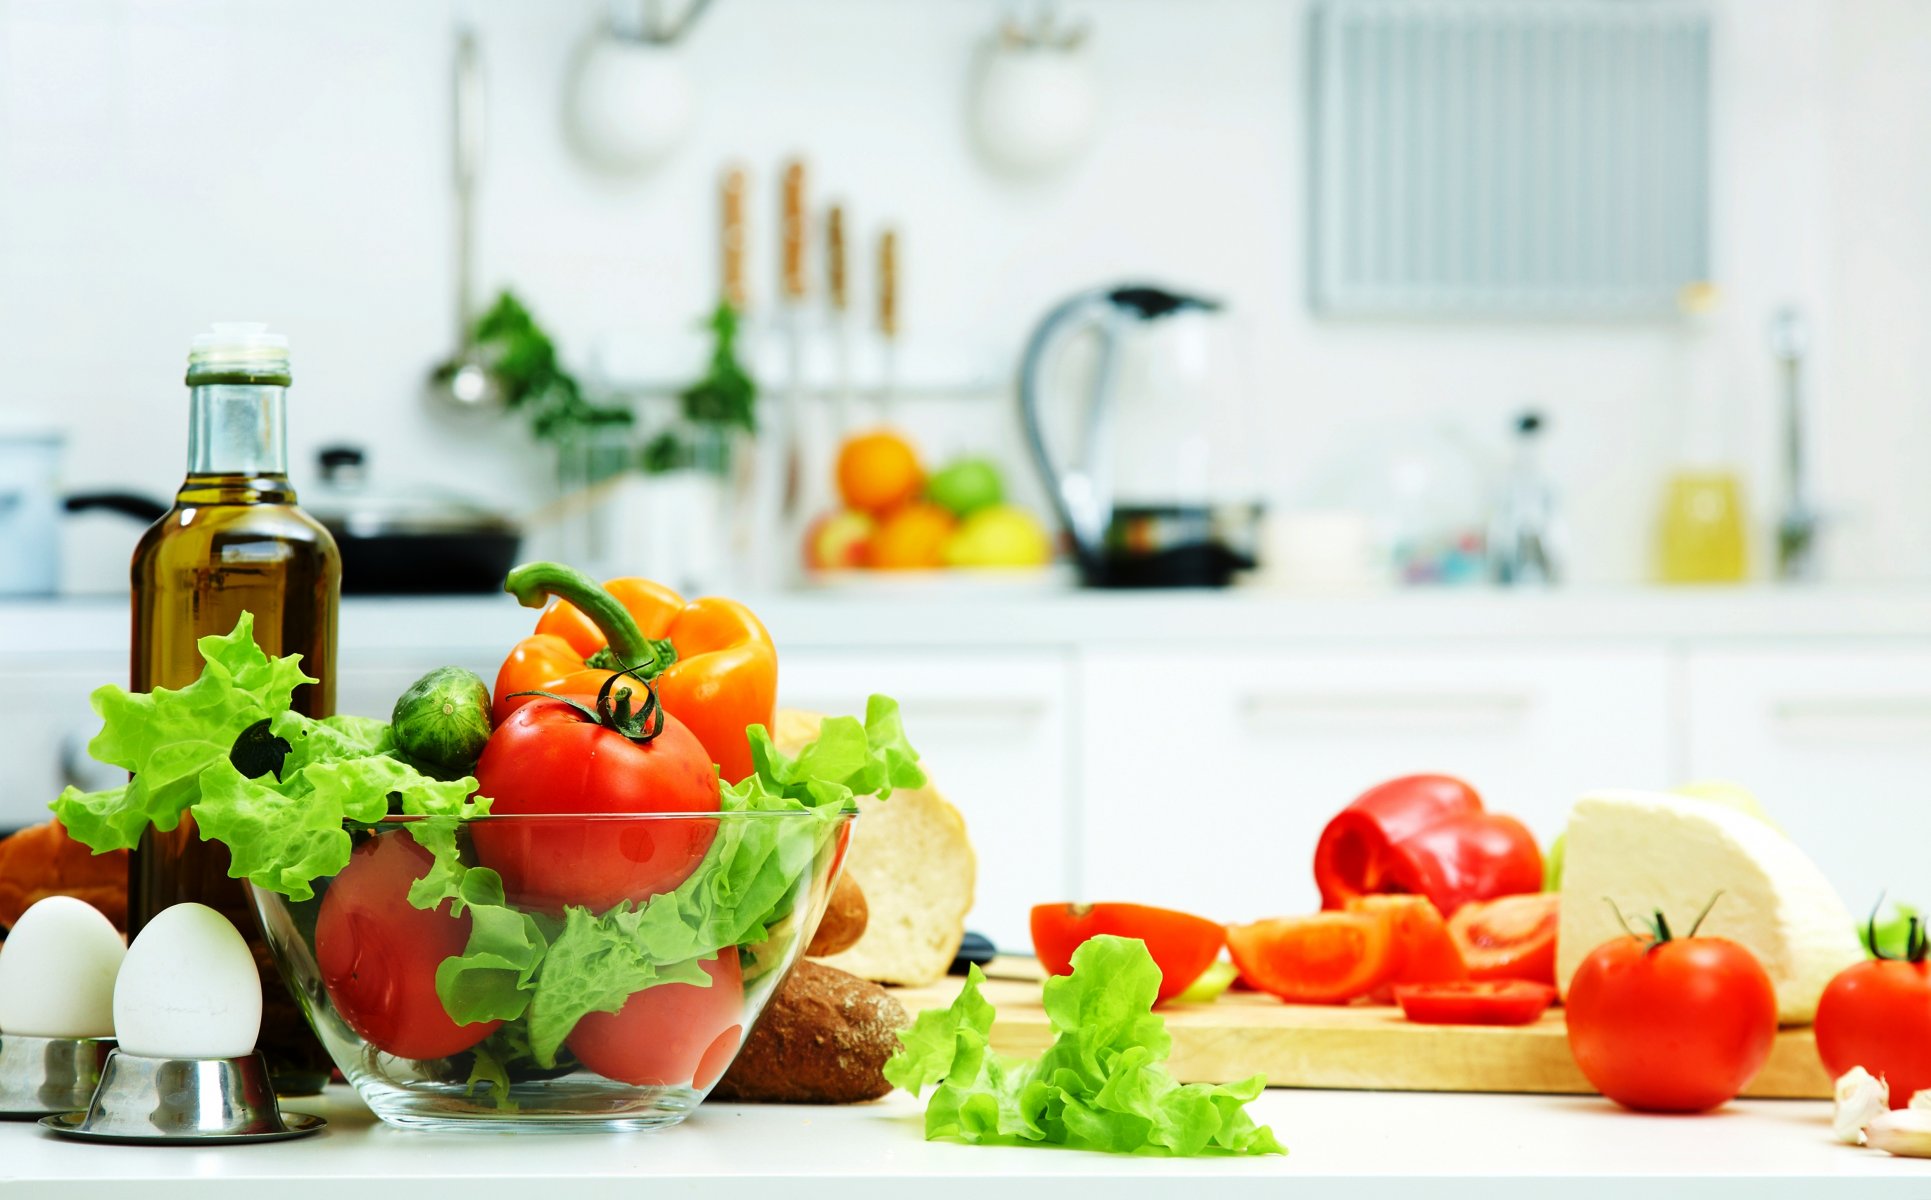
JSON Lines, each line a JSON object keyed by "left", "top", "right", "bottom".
{"left": 128, "top": 323, "right": 340, "bottom": 1093}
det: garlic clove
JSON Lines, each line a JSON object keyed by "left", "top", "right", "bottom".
{"left": 1866, "top": 1109, "right": 1931, "bottom": 1159}
{"left": 1911, "top": 1089, "right": 1931, "bottom": 1113}
{"left": 1835, "top": 1067, "right": 1890, "bottom": 1146}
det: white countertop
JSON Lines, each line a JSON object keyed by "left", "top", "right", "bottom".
{"left": 3, "top": 1085, "right": 1924, "bottom": 1198}
{"left": 8, "top": 584, "right": 1931, "bottom": 659}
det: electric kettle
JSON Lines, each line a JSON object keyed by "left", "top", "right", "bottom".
{"left": 1018, "top": 284, "right": 1261, "bottom": 587}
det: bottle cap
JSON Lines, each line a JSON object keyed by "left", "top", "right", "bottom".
{"left": 187, "top": 323, "right": 291, "bottom": 380}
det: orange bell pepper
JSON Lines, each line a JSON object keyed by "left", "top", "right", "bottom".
{"left": 493, "top": 562, "right": 777, "bottom": 783}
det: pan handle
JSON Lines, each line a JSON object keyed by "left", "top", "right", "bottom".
{"left": 64, "top": 492, "right": 168, "bottom": 523}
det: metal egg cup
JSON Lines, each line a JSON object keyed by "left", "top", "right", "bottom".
{"left": 0, "top": 1034, "right": 115, "bottom": 1118}
{"left": 32, "top": 1047, "right": 325, "bottom": 1145}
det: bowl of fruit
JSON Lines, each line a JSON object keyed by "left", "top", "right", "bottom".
{"left": 806, "top": 431, "right": 1057, "bottom": 578}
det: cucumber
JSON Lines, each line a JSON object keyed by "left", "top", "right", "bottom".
{"left": 391, "top": 666, "right": 493, "bottom": 776}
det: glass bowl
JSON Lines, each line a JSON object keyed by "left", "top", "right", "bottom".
{"left": 250, "top": 809, "right": 852, "bottom": 1132}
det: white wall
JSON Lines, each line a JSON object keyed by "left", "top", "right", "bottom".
{"left": 2, "top": 0, "right": 1926, "bottom": 589}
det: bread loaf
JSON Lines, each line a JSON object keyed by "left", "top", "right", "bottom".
{"left": 0, "top": 820, "right": 127, "bottom": 933}
{"left": 709, "top": 960, "right": 907, "bottom": 1103}
{"left": 774, "top": 708, "right": 975, "bottom": 986}
{"left": 807, "top": 872, "right": 868, "bottom": 958}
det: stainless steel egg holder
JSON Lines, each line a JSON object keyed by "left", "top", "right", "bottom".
{"left": 36, "top": 1048, "right": 325, "bottom": 1144}
{"left": 0, "top": 1034, "right": 116, "bottom": 1118}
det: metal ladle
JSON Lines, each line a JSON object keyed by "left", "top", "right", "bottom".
{"left": 427, "top": 25, "right": 504, "bottom": 412}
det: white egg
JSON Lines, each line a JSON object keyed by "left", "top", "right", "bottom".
{"left": 0, "top": 895, "right": 124, "bottom": 1038}
{"left": 111, "top": 903, "right": 260, "bottom": 1059}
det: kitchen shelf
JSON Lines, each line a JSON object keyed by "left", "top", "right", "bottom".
{"left": 1, "top": 1085, "right": 1916, "bottom": 1198}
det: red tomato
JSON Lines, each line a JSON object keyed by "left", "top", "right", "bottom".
{"left": 567, "top": 949, "right": 745, "bottom": 1087}
{"left": 1395, "top": 980, "right": 1557, "bottom": 1026}
{"left": 472, "top": 695, "right": 721, "bottom": 912}
{"left": 1449, "top": 893, "right": 1559, "bottom": 984}
{"left": 1030, "top": 903, "right": 1225, "bottom": 1005}
{"left": 1226, "top": 913, "right": 1395, "bottom": 1005}
{"left": 1566, "top": 932, "right": 1777, "bottom": 1112}
{"left": 314, "top": 830, "right": 502, "bottom": 1060}
{"left": 1347, "top": 894, "right": 1467, "bottom": 1002}
{"left": 1816, "top": 958, "right": 1931, "bottom": 1109}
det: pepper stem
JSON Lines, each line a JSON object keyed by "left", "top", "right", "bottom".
{"left": 504, "top": 561, "right": 663, "bottom": 673}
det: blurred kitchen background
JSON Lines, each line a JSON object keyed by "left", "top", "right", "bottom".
{"left": 4, "top": 0, "right": 1930, "bottom": 947}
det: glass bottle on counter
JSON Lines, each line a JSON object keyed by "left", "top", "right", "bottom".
{"left": 129, "top": 323, "right": 340, "bottom": 1094}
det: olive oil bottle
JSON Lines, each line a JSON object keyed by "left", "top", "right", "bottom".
{"left": 129, "top": 323, "right": 339, "bottom": 1093}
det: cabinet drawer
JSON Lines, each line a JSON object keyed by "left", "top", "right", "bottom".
{"left": 1077, "top": 647, "right": 1674, "bottom": 919}
{"left": 1686, "top": 648, "right": 1931, "bottom": 906}
{"left": 780, "top": 650, "right": 1073, "bottom": 951}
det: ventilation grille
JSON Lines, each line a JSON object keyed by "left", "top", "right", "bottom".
{"left": 1310, "top": 0, "right": 1712, "bottom": 317}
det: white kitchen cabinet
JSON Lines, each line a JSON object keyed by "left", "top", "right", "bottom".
{"left": 0, "top": 654, "right": 125, "bottom": 830}
{"left": 778, "top": 650, "right": 1074, "bottom": 951}
{"left": 1686, "top": 647, "right": 1931, "bottom": 909}
{"left": 1076, "top": 646, "right": 1675, "bottom": 920}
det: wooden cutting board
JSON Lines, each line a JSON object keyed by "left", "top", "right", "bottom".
{"left": 891, "top": 960, "right": 1832, "bottom": 1099}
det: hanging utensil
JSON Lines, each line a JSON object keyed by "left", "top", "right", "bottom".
{"left": 825, "top": 203, "right": 853, "bottom": 438}
{"left": 427, "top": 25, "right": 504, "bottom": 412}
{"left": 776, "top": 158, "right": 809, "bottom": 517}
{"left": 876, "top": 227, "right": 899, "bottom": 425}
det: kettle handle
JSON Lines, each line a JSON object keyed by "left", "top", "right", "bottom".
{"left": 1018, "top": 287, "right": 1124, "bottom": 572}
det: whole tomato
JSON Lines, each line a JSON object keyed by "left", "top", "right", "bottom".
{"left": 1816, "top": 918, "right": 1931, "bottom": 1108}
{"left": 1566, "top": 904, "right": 1777, "bottom": 1113}
{"left": 473, "top": 675, "right": 721, "bottom": 913}
{"left": 315, "top": 830, "right": 502, "bottom": 1060}
{"left": 567, "top": 948, "right": 745, "bottom": 1088}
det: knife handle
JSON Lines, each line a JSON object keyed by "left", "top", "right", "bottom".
{"left": 721, "top": 165, "right": 748, "bottom": 311}
{"left": 826, "top": 204, "right": 848, "bottom": 313}
{"left": 877, "top": 228, "right": 899, "bottom": 339}
{"left": 781, "top": 159, "right": 807, "bottom": 302}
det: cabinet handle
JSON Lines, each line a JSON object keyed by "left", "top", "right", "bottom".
{"left": 1770, "top": 697, "right": 1931, "bottom": 742}
{"left": 1239, "top": 691, "right": 1534, "bottom": 733}
{"left": 785, "top": 697, "right": 1048, "bottom": 725}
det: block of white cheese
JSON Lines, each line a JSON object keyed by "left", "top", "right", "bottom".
{"left": 1557, "top": 789, "right": 1862, "bottom": 1024}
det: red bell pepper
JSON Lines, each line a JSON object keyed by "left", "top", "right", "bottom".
{"left": 1312, "top": 774, "right": 1543, "bottom": 917}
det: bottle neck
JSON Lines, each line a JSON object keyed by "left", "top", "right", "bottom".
{"left": 185, "top": 381, "right": 290, "bottom": 482}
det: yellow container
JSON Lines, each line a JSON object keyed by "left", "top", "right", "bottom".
{"left": 1658, "top": 470, "right": 1749, "bottom": 583}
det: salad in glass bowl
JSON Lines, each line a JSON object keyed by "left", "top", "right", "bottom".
{"left": 52, "top": 565, "right": 922, "bottom": 1132}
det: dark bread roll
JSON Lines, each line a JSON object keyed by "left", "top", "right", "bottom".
{"left": 710, "top": 960, "right": 907, "bottom": 1104}
{"left": 806, "top": 872, "right": 869, "bottom": 958}
{"left": 0, "top": 820, "right": 127, "bottom": 933}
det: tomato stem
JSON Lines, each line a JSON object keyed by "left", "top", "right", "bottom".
{"left": 508, "top": 661, "right": 666, "bottom": 746}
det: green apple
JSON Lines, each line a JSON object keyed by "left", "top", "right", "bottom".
{"left": 926, "top": 457, "right": 1004, "bottom": 518}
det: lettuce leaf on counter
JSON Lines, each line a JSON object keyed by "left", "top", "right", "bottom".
{"left": 885, "top": 936, "right": 1285, "bottom": 1158}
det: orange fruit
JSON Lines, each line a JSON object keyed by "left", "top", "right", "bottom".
{"left": 869, "top": 504, "right": 956, "bottom": 570}
{"left": 836, "top": 430, "right": 924, "bottom": 515}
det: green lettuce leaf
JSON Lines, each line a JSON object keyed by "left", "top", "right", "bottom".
{"left": 430, "top": 867, "right": 549, "bottom": 1027}
{"left": 52, "top": 612, "right": 312, "bottom": 850}
{"left": 521, "top": 905, "right": 714, "bottom": 1065}
{"left": 884, "top": 936, "right": 1285, "bottom": 1158}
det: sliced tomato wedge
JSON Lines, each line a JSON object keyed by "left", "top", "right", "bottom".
{"left": 1447, "top": 892, "right": 1559, "bottom": 984}
{"left": 1395, "top": 980, "right": 1558, "bottom": 1026}
{"left": 1346, "top": 894, "right": 1467, "bottom": 1002}
{"left": 1225, "top": 912, "right": 1396, "bottom": 1005}
{"left": 1030, "top": 902, "right": 1225, "bottom": 1004}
